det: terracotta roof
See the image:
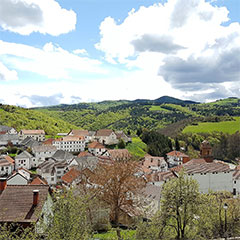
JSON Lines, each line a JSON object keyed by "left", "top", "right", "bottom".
{"left": 77, "top": 152, "right": 92, "bottom": 157}
{"left": 0, "top": 155, "right": 14, "bottom": 166}
{"left": 30, "top": 177, "right": 48, "bottom": 185}
{"left": 185, "top": 158, "right": 207, "bottom": 165}
{"left": 107, "top": 149, "right": 132, "bottom": 161}
{"left": 166, "top": 151, "right": 189, "bottom": 157}
{"left": 88, "top": 141, "right": 105, "bottom": 149}
{"left": 95, "top": 129, "right": 114, "bottom": 137}
{"left": 43, "top": 138, "right": 55, "bottom": 145}
{"left": 233, "top": 170, "right": 240, "bottom": 180}
{"left": 54, "top": 136, "right": 85, "bottom": 142}
{"left": 21, "top": 130, "right": 45, "bottom": 135}
{"left": 62, "top": 168, "right": 81, "bottom": 184}
{"left": 0, "top": 185, "right": 50, "bottom": 223}
{"left": 151, "top": 171, "right": 176, "bottom": 182}
{"left": 69, "top": 130, "right": 89, "bottom": 136}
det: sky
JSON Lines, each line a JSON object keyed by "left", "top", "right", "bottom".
{"left": 0, "top": 0, "right": 239, "bottom": 107}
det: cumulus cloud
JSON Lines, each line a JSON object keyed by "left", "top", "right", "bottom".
{"left": 96, "top": 0, "right": 240, "bottom": 101}
{"left": 0, "top": 40, "right": 105, "bottom": 80}
{"left": 0, "top": 0, "right": 76, "bottom": 35}
{"left": 0, "top": 62, "right": 18, "bottom": 81}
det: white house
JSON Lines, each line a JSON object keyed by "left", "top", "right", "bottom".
{"left": 166, "top": 151, "right": 190, "bottom": 167}
{"left": 15, "top": 151, "right": 35, "bottom": 170}
{"left": 142, "top": 154, "right": 168, "bottom": 173}
{"left": 7, "top": 172, "right": 28, "bottom": 185}
{"left": 19, "top": 130, "right": 45, "bottom": 142}
{"left": 0, "top": 155, "right": 14, "bottom": 176}
{"left": 0, "top": 125, "right": 18, "bottom": 135}
{"left": 32, "top": 145, "right": 57, "bottom": 166}
{"left": 94, "top": 129, "right": 118, "bottom": 145}
{"left": 88, "top": 141, "right": 106, "bottom": 156}
{"left": 68, "top": 129, "right": 93, "bottom": 143}
{"left": 52, "top": 136, "right": 86, "bottom": 153}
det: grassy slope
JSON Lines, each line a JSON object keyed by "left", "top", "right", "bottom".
{"left": 183, "top": 117, "right": 240, "bottom": 134}
{"left": 93, "top": 230, "right": 136, "bottom": 240}
{"left": 0, "top": 105, "right": 77, "bottom": 136}
{"left": 126, "top": 137, "right": 147, "bottom": 158}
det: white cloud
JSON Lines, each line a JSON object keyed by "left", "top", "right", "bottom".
{"left": 0, "top": 0, "right": 76, "bottom": 36}
{"left": 0, "top": 62, "right": 18, "bottom": 81}
{"left": 73, "top": 49, "right": 88, "bottom": 56}
{"left": 0, "top": 40, "right": 105, "bottom": 80}
{"left": 95, "top": 0, "right": 240, "bottom": 101}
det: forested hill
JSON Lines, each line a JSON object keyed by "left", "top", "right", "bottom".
{"left": 34, "top": 96, "right": 240, "bottom": 135}
{"left": 0, "top": 104, "right": 76, "bottom": 135}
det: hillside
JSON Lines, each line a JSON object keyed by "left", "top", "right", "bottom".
{"left": 34, "top": 97, "right": 240, "bottom": 135}
{"left": 0, "top": 104, "right": 77, "bottom": 136}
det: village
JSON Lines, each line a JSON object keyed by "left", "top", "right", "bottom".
{"left": 0, "top": 124, "right": 239, "bottom": 236}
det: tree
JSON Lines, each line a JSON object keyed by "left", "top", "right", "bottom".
{"left": 136, "top": 170, "right": 200, "bottom": 239}
{"left": 89, "top": 160, "right": 146, "bottom": 240}
{"left": 117, "top": 139, "right": 126, "bottom": 149}
{"left": 175, "top": 138, "right": 180, "bottom": 151}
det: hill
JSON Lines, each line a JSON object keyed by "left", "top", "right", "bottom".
{"left": 0, "top": 104, "right": 77, "bottom": 136}
{"left": 34, "top": 97, "right": 240, "bottom": 135}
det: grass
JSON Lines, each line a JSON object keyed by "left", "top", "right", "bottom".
{"left": 93, "top": 229, "right": 136, "bottom": 240}
{"left": 182, "top": 117, "right": 240, "bottom": 134}
{"left": 162, "top": 104, "right": 199, "bottom": 116}
{"left": 126, "top": 137, "right": 147, "bottom": 159}
{"left": 149, "top": 105, "right": 171, "bottom": 112}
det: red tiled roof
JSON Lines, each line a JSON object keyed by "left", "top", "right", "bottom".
{"left": 107, "top": 149, "right": 132, "bottom": 161}
{"left": 21, "top": 130, "right": 45, "bottom": 135}
{"left": 62, "top": 168, "right": 81, "bottom": 184}
{"left": 78, "top": 152, "right": 92, "bottom": 157}
{"left": 166, "top": 151, "right": 189, "bottom": 157}
{"left": 5, "top": 155, "right": 14, "bottom": 165}
{"left": 95, "top": 129, "right": 114, "bottom": 137}
{"left": 43, "top": 138, "right": 54, "bottom": 145}
{"left": 30, "top": 177, "right": 48, "bottom": 185}
{"left": 88, "top": 141, "right": 105, "bottom": 149}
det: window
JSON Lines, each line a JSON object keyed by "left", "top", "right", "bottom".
{"left": 234, "top": 181, "right": 237, "bottom": 184}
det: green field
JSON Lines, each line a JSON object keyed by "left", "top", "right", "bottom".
{"left": 149, "top": 105, "right": 171, "bottom": 112}
{"left": 126, "top": 137, "right": 147, "bottom": 158}
{"left": 93, "top": 229, "right": 136, "bottom": 240}
{"left": 183, "top": 117, "right": 240, "bottom": 134}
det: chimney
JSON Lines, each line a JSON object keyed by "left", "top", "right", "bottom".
{"left": 33, "top": 190, "right": 39, "bottom": 206}
{"left": 0, "top": 178, "right": 7, "bottom": 193}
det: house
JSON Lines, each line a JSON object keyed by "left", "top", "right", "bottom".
{"left": 95, "top": 129, "right": 118, "bottom": 145}
{"left": 7, "top": 172, "right": 29, "bottom": 185}
{"left": 19, "top": 130, "right": 45, "bottom": 142}
{"left": 52, "top": 150, "right": 74, "bottom": 164}
{"left": 88, "top": 141, "right": 107, "bottom": 156}
{"left": 61, "top": 168, "right": 82, "bottom": 187}
{"left": 115, "top": 131, "right": 131, "bottom": 143}
{"left": 142, "top": 154, "right": 168, "bottom": 173}
{"left": 68, "top": 129, "right": 93, "bottom": 143}
{"left": 18, "top": 167, "right": 32, "bottom": 180}
{"left": 15, "top": 150, "right": 35, "bottom": 169}
{"left": 0, "top": 178, "right": 52, "bottom": 229}
{"left": 32, "top": 145, "right": 57, "bottom": 166}
{"left": 52, "top": 136, "right": 86, "bottom": 153}
{"left": 103, "top": 149, "right": 132, "bottom": 161}
{"left": 0, "top": 134, "right": 20, "bottom": 146}
{"left": 166, "top": 151, "right": 190, "bottom": 167}
{"left": 20, "top": 136, "right": 41, "bottom": 149}
{"left": 148, "top": 170, "right": 176, "bottom": 187}
{"left": 37, "top": 159, "right": 68, "bottom": 185}
{"left": 0, "top": 125, "right": 17, "bottom": 135}
{"left": 0, "top": 155, "right": 14, "bottom": 177}
{"left": 30, "top": 176, "right": 48, "bottom": 185}
{"left": 69, "top": 155, "right": 99, "bottom": 171}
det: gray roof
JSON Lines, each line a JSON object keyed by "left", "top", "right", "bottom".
{"left": 142, "top": 184, "right": 162, "bottom": 202}
{"left": 38, "top": 159, "right": 56, "bottom": 173}
{"left": 15, "top": 151, "right": 33, "bottom": 159}
{"left": 32, "top": 145, "right": 57, "bottom": 153}
{"left": 0, "top": 125, "right": 12, "bottom": 132}
{"left": 21, "top": 137, "right": 40, "bottom": 148}
{"left": 74, "top": 155, "right": 99, "bottom": 171}
{"left": 52, "top": 150, "right": 74, "bottom": 161}
{"left": 0, "top": 134, "right": 19, "bottom": 141}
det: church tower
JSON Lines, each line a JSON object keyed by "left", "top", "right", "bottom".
{"left": 200, "top": 140, "right": 213, "bottom": 163}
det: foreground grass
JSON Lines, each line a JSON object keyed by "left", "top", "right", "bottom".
{"left": 183, "top": 117, "right": 240, "bottom": 134}
{"left": 126, "top": 137, "right": 147, "bottom": 159}
{"left": 93, "top": 230, "right": 136, "bottom": 240}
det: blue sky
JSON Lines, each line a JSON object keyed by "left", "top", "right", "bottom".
{"left": 0, "top": 0, "right": 239, "bottom": 107}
